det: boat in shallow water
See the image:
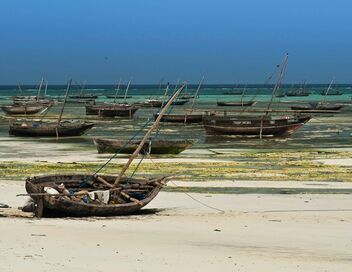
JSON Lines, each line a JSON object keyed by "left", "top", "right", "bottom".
{"left": 291, "top": 102, "right": 343, "bottom": 112}
{"left": 1, "top": 103, "right": 52, "bottom": 115}
{"left": 154, "top": 113, "right": 204, "bottom": 123}
{"left": 9, "top": 120, "right": 94, "bottom": 137}
{"left": 94, "top": 138, "right": 194, "bottom": 154}
{"left": 203, "top": 115, "right": 311, "bottom": 136}
{"left": 85, "top": 104, "right": 139, "bottom": 117}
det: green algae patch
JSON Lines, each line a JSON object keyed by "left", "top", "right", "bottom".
{"left": 0, "top": 159, "right": 351, "bottom": 182}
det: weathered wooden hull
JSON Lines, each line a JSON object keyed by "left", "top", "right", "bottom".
{"left": 203, "top": 115, "right": 310, "bottom": 136}
{"left": 106, "top": 95, "right": 132, "bottom": 99}
{"left": 204, "top": 123, "right": 304, "bottom": 136}
{"left": 143, "top": 99, "right": 189, "bottom": 107}
{"left": 9, "top": 121, "right": 94, "bottom": 137}
{"left": 69, "top": 95, "right": 98, "bottom": 99}
{"left": 155, "top": 114, "right": 203, "bottom": 123}
{"left": 291, "top": 105, "right": 343, "bottom": 111}
{"left": 94, "top": 138, "right": 194, "bottom": 154}
{"left": 1, "top": 104, "right": 51, "bottom": 115}
{"left": 86, "top": 105, "right": 139, "bottom": 117}
{"left": 25, "top": 174, "right": 167, "bottom": 217}
{"left": 217, "top": 101, "right": 256, "bottom": 107}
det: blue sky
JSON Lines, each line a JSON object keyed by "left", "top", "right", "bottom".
{"left": 0, "top": 0, "right": 351, "bottom": 84}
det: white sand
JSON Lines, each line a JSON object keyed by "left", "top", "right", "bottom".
{"left": 0, "top": 179, "right": 351, "bottom": 272}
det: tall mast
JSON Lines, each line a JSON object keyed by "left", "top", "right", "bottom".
{"left": 36, "top": 78, "right": 44, "bottom": 101}
{"left": 124, "top": 79, "right": 132, "bottom": 103}
{"left": 114, "top": 84, "right": 186, "bottom": 186}
{"left": 265, "top": 54, "right": 289, "bottom": 115}
{"left": 57, "top": 80, "right": 72, "bottom": 125}
{"left": 189, "top": 76, "right": 204, "bottom": 113}
{"left": 113, "top": 78, "right": 122, "bottom": 104}
{"left": 44, "top": 81, "right": 48, "bottom": 97}
{"left": 322, "top": 78, "right": 334, "bottom": 104}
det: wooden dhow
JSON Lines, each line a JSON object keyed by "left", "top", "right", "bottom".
{"left": 22, "top": 84, "right": 186, "bottom": 217}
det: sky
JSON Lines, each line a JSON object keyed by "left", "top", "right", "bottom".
{"left": 0, "top": 0, "right": 351, "bottom": 84}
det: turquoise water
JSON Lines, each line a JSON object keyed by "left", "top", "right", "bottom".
{"left": 0, "top": 85, "right": 351, "bottom": 159}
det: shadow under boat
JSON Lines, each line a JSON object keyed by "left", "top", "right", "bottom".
{"left": 93, "top": 138, "right": 195, "bottom": 154}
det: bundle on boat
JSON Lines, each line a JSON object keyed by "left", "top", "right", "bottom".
{"left": 85, "top": 104, "right": 139, "bottom": 117}
{"left": 217, "top": 101, "right": 257, "bottom": 107}
{"left": 203, "top": 114, "right": 311, "bottom": 136}
{"left": 9, "top": 119, "right": 94, "bottom": 137}
{"left": 25, "top": 174, "right": 168, "bottom": 217}
{"left": 94, "top": 138, "right": 195, "bottom": 154}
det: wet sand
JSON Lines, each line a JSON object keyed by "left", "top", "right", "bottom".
{"left": 0, "top": 179, "right": 351, "bottom": 272}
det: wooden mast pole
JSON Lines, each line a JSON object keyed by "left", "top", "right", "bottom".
{"left": 189, "top": 77, "right": 204, "bottom": 114}
{"left": 44, "top": 81, "right": 48, "bottom": 97}
{"left": 322, "top": 78, "right": 334, "bottom": 104}
{"left": 265, "top": 54, "right": 289, "bottom": 115}
{"left": 123, "top": 79, "right": 132, "bottom": 103}
{"left": 113, "top": 78, "right": 122, "bottom": 104}
{"left": 36, "top": 78, "right": 44, "bottom": 101}
{"left": 57, "top": 80, "right": 72, "bottom": 126}
{"left": 114, "top": 84, "right": 186, "bottom": 186}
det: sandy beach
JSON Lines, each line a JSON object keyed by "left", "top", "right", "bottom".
{"left": 1, "top": 179, "right": 351, "bottom": 272}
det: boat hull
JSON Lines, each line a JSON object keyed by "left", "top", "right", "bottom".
{"left": 94, "top": 138, "right": 194, "bottom": 154}
{"left": 9, "top": 121, "right": 94, "bottom": 137}
{"left": 25, "top": 174, "right": 167, "bottom": 217}
{"left": 155, "top": 114, "right": 203, "bottom": 123}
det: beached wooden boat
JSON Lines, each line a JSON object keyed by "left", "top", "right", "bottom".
{"left": 94, "top": 138, "right": 194, "bottom": 154}
{"left": 106, "top": 95, "right": 132, "bottom": 99}
{"left": 286, "top": 89, "right": 310, "bottom": 96}
{"left": 155, "top": 113, "right": 204, "bottom": 123}
{"left": 152, "top": 78, "right": 205, "bottom": 123}
{"left": 217, "top": 101, "right": 257, "bottom": 107}
{"left": 320, "top": 90, "right": 342, "bottom": 96}
{"left": 203, "top": 115, "right": 311, "bottom": 136}
{"left": 9, "top": 120, "right": 94, "bottom": 137}
{"left": 291, "top": 103, "right": 343, "bottom": 112}
{"left": 25, "top": 174, "right": 168, "bottom": 216}
{"left": 69, "top": 94, "right": 98, "bottom": 99}
{"left": 22, "top": 84, "right": 186, "bottom": 217}
{"left": 143, "top": 99, "right": 189, "bottom": 107}
{"left": 1, "top": 104, "right": 52, "bottom": 115}
{"left": 85, "top": 104, "right": 139, "bottom": 117}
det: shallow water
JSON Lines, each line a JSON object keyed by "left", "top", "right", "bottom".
{"left": 0, "top": 85, "right": 351, "bottom": 161}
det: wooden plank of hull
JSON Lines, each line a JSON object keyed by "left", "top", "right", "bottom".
{"left": 25, "top": 174, "right": 167, "bottom": 217}
{"left": 94, "top": 138, "right": 193, "bottom": 154}
{"left": 9, "top": 122, "right": 94, "bottom": 137}
{"left": 204, "top": 123, "right": 304, "bottom": 136}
